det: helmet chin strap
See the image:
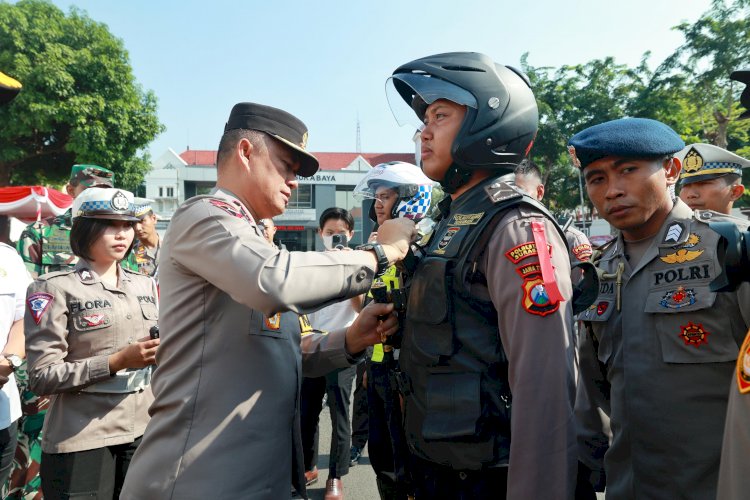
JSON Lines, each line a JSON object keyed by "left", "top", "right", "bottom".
{"left": 440, "top": 163, "right": 473, "bottom": 194}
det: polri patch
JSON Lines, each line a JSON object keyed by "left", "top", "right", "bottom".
{"left": 27, "top": 292, "right": 54, "bottom": 325}
{"left": 505, "top": 242, "right": 551, "bottom": 264}
{"left": 521, "top": 274, "right": 560, "bottom": 317}
{"left": 736, "top": 331, "right": 750, "bottom": 394}
{"left": 572, "top": 243, "right": 593, "bottom": 262}
{"left": 679, "top": 321, "right": 709, "bottom": 348}
{"left": 449, "top": 212, "right": 484, "bottom": 226}
{"left": 659, "top": 287, "right": 696, "bottom": 309}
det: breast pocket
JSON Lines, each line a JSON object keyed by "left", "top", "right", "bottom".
{"left": 645, "top": 286, "right": 738, "bottom": 363}
{"left": 69, "top": 309, "right": 115, "bottom": 357}
{"left": 579, "top": 282, "right": 617, "bottom": 366}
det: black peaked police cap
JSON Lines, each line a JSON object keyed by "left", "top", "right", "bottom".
{"left": 225, "top": 102, "right": 320, "bottom": 177}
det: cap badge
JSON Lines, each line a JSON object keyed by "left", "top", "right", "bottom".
{"left": 111, "top": 191, "right": 129, "bottom": 211}
{"left": 567, "top": 146, "right": 581, "bottom": 168}
{"left": 300, "top": 131, "right": 308, "bottom": 149}
{"left": 683, "top": 147, "right": 704, "bottom": 174}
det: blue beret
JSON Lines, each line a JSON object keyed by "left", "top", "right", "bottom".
{"left": 567, "top": 118, "right": 685, "bottom": 169}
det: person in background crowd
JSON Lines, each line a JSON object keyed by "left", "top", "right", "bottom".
{"left": 131, "top": 199, "right": 160, "bottom": 278}
{"left": 387, "top": 52, "right": 575, "bottom": 499}
{"left": 120, "top": 102, "right": 415, "bottom": 500}
{"left": 25, "top": 187, "right": 160, "bottom": 499}
{"left": 300, "top": 207, "right": 363, "bottom": 500}
{"left": 513, "top": 159, "right": 593, "bottom": 263}
{"left": 570, "top": 118, "right": 750, "bottom": 500}
{"left": 259, "top": 218, "right": 286, "bottom": 250}
{"left": 353, "top": 161, "right": 434, "bottom": 500}
{"left": 348, "top": 361, "right": 368, "bottom": 468}
{"left": 0, "top": 67, "right": 32, "bottom": 500}
{"left": 715, "top": 68, "right": 750, "bottom": 500}
{"left": 676, "top": 143, "right": 749, "bottom": 215}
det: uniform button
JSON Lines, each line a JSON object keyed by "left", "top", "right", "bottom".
{"left": 126, "top": 314, "right": 132, "bottom": 319}
{"left": 702, "top": 211, "right": 712, "bottom": 220}
{"left": 459, "top": 472, "right": 467, "bottom": 480}
{"left": 356, "top": 270, "right": 367, "bottom": 282}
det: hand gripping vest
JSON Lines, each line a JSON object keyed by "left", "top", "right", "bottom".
{"left": 399, "top": 177, "right": 565, "bottom": 470}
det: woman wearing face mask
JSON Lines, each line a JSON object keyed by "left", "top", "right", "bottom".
{"left": 352, "top": 162, "right": 434, "bottom": 500}
{"left": 299, "top": 207, "right": 362, "bottom": 500}
{"left": 24, "top": 188, "right": 159, "bottom": 500}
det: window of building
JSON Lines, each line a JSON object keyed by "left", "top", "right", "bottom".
{"left": 159, "top": 187, "right": 164, "bottom": 197}
{"left": 289, "top": 184, "right": 313, "bottom": 208}
{"left": 166, "top": 187, "right": 175, "bottom": 197}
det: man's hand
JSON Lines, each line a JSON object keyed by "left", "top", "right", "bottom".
{"left": 0, "top": 362, "right": 12, "bottom": 389}
{"left": 345, "top": 302, "right": 399, "bottom": 355}
{"left": 375, "top": 219, "right": 417, "bottom": 265}
{"left": 108, "top": 336, "right": 160, "bottom": 374}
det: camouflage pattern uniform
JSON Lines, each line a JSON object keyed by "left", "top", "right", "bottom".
{"left": 131, "top": 240, "right": 159, "bottom": 278}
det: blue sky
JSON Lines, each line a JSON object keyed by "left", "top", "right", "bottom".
{"left": 41, "top": 0, "right": 713, "bottom": 157}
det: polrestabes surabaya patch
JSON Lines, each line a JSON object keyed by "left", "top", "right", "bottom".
{"left": 27, "top": 292, "right": 53, "bottom": 324}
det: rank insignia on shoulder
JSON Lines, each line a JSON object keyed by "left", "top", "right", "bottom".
{"left": 299, "top": 314, "right": 314, "bottom": 336}
{"left": 662, "top": 222, "right": 685, "bottom": 244}
{"left": 209, "top": 199, "right": 251, "bottom": 222}
{"left": 27, "top": 292, "right": 54, "bottom": 324}
{"left": 736, "top": 331, "right": 750, "bottom": 394}
{"left": 660, "top": 249, "right": 704, "bottom": 264}
{"left": 679, "top": 321, "right": 709, "bottom": 347}
{"left": 521, "top": 274, "right": 560, "bottom": 317}
{"left": 659, "top": 287, "right": 696, "bottom": 309}
{"left": 264, "top": 313, "right": 281, "bottom": 330}
{"left": 78, "top": 269, "right": 94, "bottom": 282}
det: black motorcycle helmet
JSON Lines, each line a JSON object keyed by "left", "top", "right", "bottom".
{"left": 388, "top": 52, "right": 538, "bottom": 193}
{"left": 731, "top": 69, "right": 750, "bottom": 119}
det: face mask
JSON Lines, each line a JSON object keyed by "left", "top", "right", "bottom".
{"left": 322, "top": 235, "right": 335, "bottom": 250}
{"left": 322, "top": 233, "right": 349, "bottom": 250}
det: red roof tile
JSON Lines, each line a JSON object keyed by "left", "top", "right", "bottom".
{"left": 177, "top": 150, "right": 415, "bottom": 170}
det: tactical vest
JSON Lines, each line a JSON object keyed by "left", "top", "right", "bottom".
{"left": 400, "top": 177, "right": 564, "bottom": 470}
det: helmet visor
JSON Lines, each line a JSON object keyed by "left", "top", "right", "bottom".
{"left": 386, "top": 73, "right": 477, "bottom": 129}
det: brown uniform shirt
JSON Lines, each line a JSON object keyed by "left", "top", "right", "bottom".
{"left": 121, "top": 188, "right": 377, "bottom": 500}
{"left": 24, "top": 261, "right": 158, "bottom": 453}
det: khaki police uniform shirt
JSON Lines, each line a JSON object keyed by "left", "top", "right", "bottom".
{"left": 464, "top": 205, "right": 576, "bottom": 499}
{"left": 24, "top": 261, "right": 158, "bottom": 453}
{"left": 120, "top": 188, "right": 377, "bottom": 500}
{"left": 577, "top": 199, "right": 750, "bottom": 500}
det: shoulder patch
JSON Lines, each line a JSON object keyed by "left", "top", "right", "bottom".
{"left": 505, "top": 241, "right": 551, "bottom": 264}
{"left": 27, "top": 292, "right": 54, "bottom": 324}
{"left": 572, "top": 243, "right": 593, "bottom": 262}
{"left": 208, "top": 199, "right": 252, "bottom": 222}
{"left": 737, "top": 330, "right": 750, "bottom": 394}
{"left": 485, "top": 181, "right": 523, "bottom": 204}
{"left": 521, "top": 274, "right": 560, "bottom": 317}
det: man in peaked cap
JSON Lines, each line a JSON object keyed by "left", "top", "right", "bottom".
{"left": 570, "top": 118, "right": 750, "bottom": 500}
{"left": 677, "top": 143, "right": 748, "bottom": 215}
{"left": 131, "top": 198, "right": 160, "bottom": 278}
{"left": 121, "top": 103, "right": 417, "bottom": 500}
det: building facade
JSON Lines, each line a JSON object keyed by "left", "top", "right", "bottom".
{"left": 144, "top": 148, "right": 416, "bottom": 251}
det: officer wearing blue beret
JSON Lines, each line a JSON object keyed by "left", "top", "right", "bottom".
{"left": 570, "top": 118, "right": 750, "bottom": 500}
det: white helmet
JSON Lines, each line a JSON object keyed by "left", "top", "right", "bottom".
{"left": 354, "top": 162, "right": 434, "bottom": 221}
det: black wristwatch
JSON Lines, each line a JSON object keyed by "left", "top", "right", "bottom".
{"left": 3, "top": 354, "right": 22, "bottom": 371}
{"left": 357, "top": 243, "right": 389, "bottom": 278}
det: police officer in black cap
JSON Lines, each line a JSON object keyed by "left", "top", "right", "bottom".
{"left": 570, "top": 117, "right": 750, "bottom": 500}
{"left": 121, "top": 102, "right": 417, "bottom": 500}
{"left": 386, "top": 52, "right": 576, "bottom": 499}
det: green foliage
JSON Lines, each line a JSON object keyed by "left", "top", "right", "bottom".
{"left": 0, "top": 0, "right": 164, "bottom": 189}
{"left": 522, "top": 0, "right": 750, "bottom": 213}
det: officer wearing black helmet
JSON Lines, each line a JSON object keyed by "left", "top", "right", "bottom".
{"left": 386, "top": 52, "right": 575, "bottom": 498}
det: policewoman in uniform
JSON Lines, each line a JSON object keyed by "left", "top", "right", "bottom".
{"left": 120, "top": 103, "right": 415, "bottom": 500}
{"left": 676, "top": 142, "right": 749, "bottom": 215}
{"left": 569, "top": 118, "right": 750, "bottom": 500}
{"left": 386, "top": 52, "right": 575, "bottom": 499}
{"left": 24, "top": 187, "right": 159, "bottom": 499}
{"left": 353, "top": 161, "right": 434, "bottom": 500}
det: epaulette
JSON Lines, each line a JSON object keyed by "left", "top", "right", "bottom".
{"left": 693, "top": 209, "right": 750, "bottom": 228}
{"left": 36, "top": 268, "right": 77, "bottom": 282}
{"left": 485, "top": 180, "right": 524, "bottom": 204}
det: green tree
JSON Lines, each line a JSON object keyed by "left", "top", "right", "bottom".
{"left": 0, "top": 0, "right": 163, "bottom": 189}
